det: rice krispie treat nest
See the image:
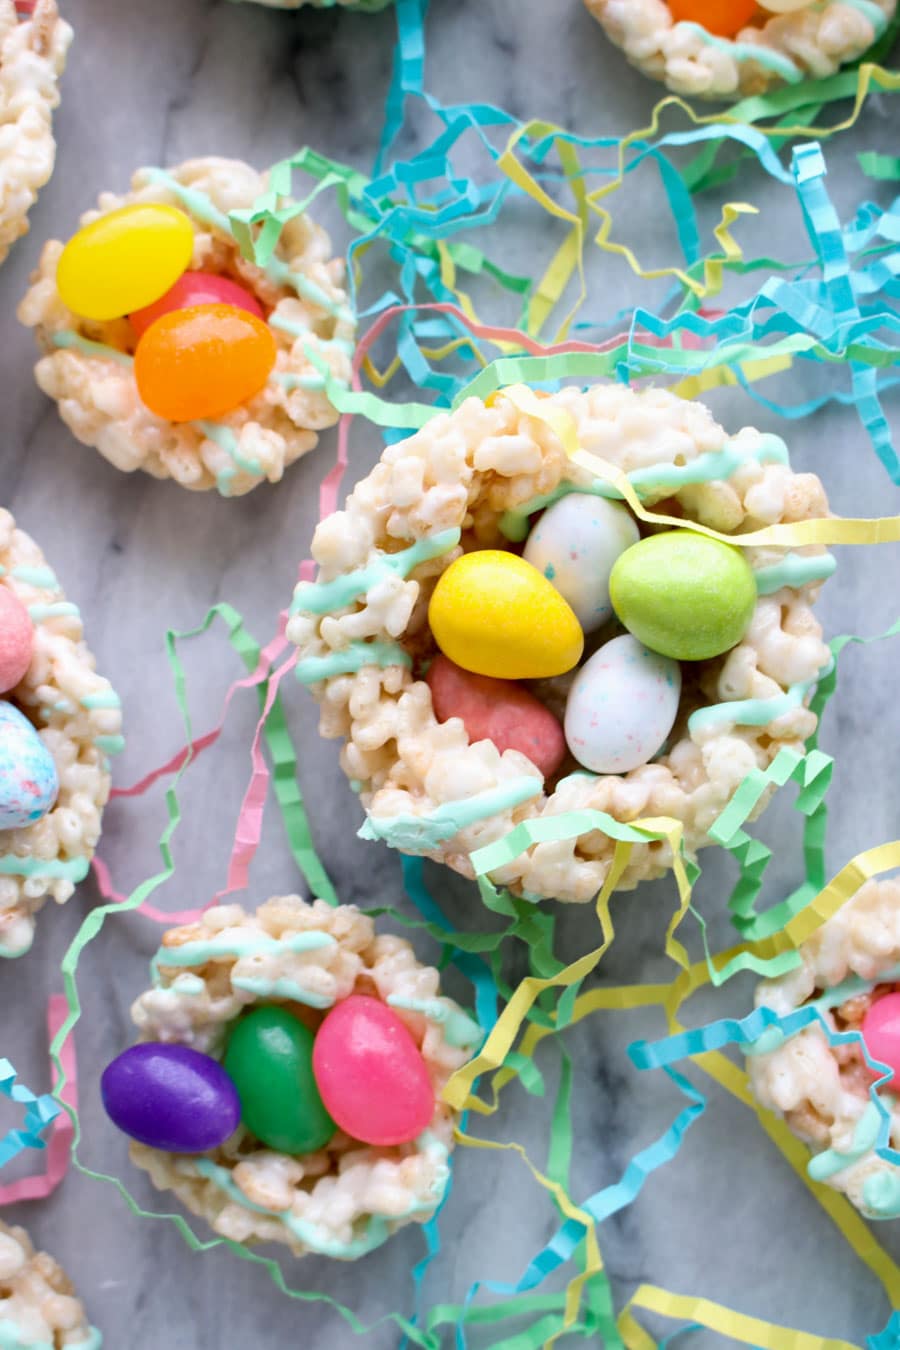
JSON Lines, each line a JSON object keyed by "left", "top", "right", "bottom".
{"left": 0, "top": 1220, "right": 99, "bottom": 1348}
{"left": 0, "top": 508, "right": 122, "bottom": 958}
{"left": 748, "top": 876, "right": 900, "bottom": 1219}
{"left": 18, "top": 157, "right": 355, "bottom": 496}
{"left": 0, "top": 0, "right": 71, "bottom": 268}
{"left": 583, "top": 0, "right": 896, "bottom": 100}
{"left": 123, "top": 896, "right": 480, "bottom": 1259}
{"left": 288, "top": 383, "right": 833, "bottom": 903}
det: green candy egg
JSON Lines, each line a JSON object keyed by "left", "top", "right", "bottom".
{"left": 223, "top": 1006, "right": 336, "bottom": 1155}
{"left": 609, "top": 530, "right": 756, "bottom": 662}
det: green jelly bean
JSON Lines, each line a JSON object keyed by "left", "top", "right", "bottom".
{"left": 223, "top": 1006, "right": 335, "bottom": 1154}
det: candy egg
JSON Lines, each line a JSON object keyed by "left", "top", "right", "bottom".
{"left": 609, "top": 530, "right": 756, "bottom": 662}
{"left": 428, "top": 551, "right": 584, "bottom": 680}
{"left": 100, "top": 1043, "right": 241, "bottom": 1153}
{"left": 667, "top": 0, "right": 759, "bottom": 36}
{"left": 56, "top": 204, "right": 194, "bottom": 322}
{"left": 0, "top": 588, "right": 33, "bottom": 694}
{"left": 564, "top": 634, "right": 681, "bottom": 774}
{"left": 523, "top": 494, "right": 639, "bottom": 634}
{"left": 0, "top": 703, "right": 58, "bottom": 831}
{"left": 129, "top": 270, "right": 265, "bottom": 339}
{"left": 223, "top": 1006, "right": 335, "bottom": 1155}
{"left": 134, "top": 303, "right": 277, "bottom": 422}
{"left": 862, "top": 994, "right": 900, "bottom": 1091}
{"left": 427, "top": 653, "right": 566, "bottom": 778}
{"left": 312, "top": 995, "right": 434, "bottom": 1147}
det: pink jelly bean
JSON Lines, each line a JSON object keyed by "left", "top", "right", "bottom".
{"left": 427, "top": 653, "right": 566, "bottom": 778}
{"left": 862, "top": 992, "right": 900, "bottom": 1090}
{"left": 129, "top": 271, "right": 265, "bottom": 339}
{"left": 312, "top": 995, "right": 434, "bottom": 1147}
{"left": 0, "top": 587, "right": 33, "bottom": 694}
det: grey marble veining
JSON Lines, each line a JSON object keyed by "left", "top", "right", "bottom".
{"left": 1, "top": 0, "right": 900, "bottom": 1345}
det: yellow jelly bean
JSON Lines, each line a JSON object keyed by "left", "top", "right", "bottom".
{"left": 56, "top": 204, "right": 194, "bottom": 321}
{"left": 429, "top": 550, "right": 584, "bottom": 680}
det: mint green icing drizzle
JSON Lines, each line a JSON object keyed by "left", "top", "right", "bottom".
{"left": 808, "top": 1099, "right": 883, "bottom": 1182}
{"left": 680, "top": 21, "right": 804, "bottom": 83}
{"left": 3, "top": 565, "right": 58, "bottom": 589}
{"left": 499, "top": 435, "right": 789, "bottom": 541}
{"left": 295, "top": 641, "right": 411, "bottom": 685}
{"left": 0, "top": 1321, "right": 102, "bottom": 1350}
{"left": 152, "top": 928, "right": 336, "bottom": 984}
{"left": 0, "top": 855, "right": 89, "bottom": 882}
{"left": 80, "top": 690, "right": 122, "bottom": 711}
{"left": 754, "top": 552, "right": 836, "bottom": 596}
{"left": 687, "top": 655, "right": 834, "bottom": 737}
{"left": 359, "top": 776, "right": 542, "bottom": 852}
{"left": 230, "top": 974, "right": 335, "bottom": 1010}
{"left": 292, "top": 528, "right": 461, "bottom": 617}
{"left": 387, "top": 994, "right": 482, "bottom": 1048}
{"left": 52, "top": 330, "right": 133, "bottom": 367}
{"left": 28, "top": 602, "right": 79, "bottom": 623}
{"left": 863, "top": 1168, "right": 900, "bottom": 1219}
{"left": 192, "top": 1130, "right": 449, "bottom": 1259}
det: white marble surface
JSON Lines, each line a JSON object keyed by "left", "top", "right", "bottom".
{"left": 2, "top": 0, "right": 900, "bottom": 1345}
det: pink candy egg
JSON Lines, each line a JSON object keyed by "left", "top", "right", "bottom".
{"left": 0, "top": 587, "right": 33, "bottom": 694}
{"left": 862, "top": 992, "right": 900, "bottom": 1090}
{"left": 312, "top": 995, "right": 434, "bottom": 1147}
{"left": 427, "top": 653, "right": 566, "bottom": 778}
{"left": 129, "top": 271, "right": 265, "bottom": 339}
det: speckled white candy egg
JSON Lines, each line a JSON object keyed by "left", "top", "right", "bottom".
{"left": 564, "top": 634, "right": 681, "bottom": 774}
{"left": 0, "top": 702, "right": 59, "bottom": 831}
{"left": 523, "top": 494, "right": 639, "bottom": 633}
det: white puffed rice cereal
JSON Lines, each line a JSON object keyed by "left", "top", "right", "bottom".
{"left": 125, "top": 895, "right": 480, "bottom": 1259}
{"left": 0, "top": 508, "right": 122, "bottom": 958}
{"left": 287, "top": 383, "right": 833, "bottom": 903}
{"left": 748, "top": 875, "right": 900, "bottom": 1220}
{"left": 18, "top": 156, "right": 355, "bottom": 496}
{"left": 0, "top": 1219, "right": 99, "bottom": 1347}
{"left": 582, "top": 0, "right": 896, "bottom": 100}
{"left": 0, "top": 0, "right": 71, "bottom": 268}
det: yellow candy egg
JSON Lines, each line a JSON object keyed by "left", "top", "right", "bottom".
{"left": 56, "top": 204, "right": 195, "bottom": 321}
{"left": 429, "top": 550, "right": 584, "bottom": 680}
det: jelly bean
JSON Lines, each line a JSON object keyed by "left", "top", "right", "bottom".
{"left": 428, "top": 551, "right": 583, "bottom": 681}
{"left": 523, "top": 494, "right": 639, "bottom": 634}
{"left": 56, "top": 204, "right": 194, "bottom": 322}
{"left": 134, "top": 303, "right": 277, "bottom": 422}
{"left": 0, "top": 588, "right": 33, "bottom": 694}
{"left": 667, "top": 0, "right": 759, "bottom": 37}
{"left": 863, "top": 993, "right": 900, "bottom": 1091}
{"left": 427, "top": 653, "right": 566, "bottom": 778}
{"left": 0, "top": 702, "right": 58, "bottom": 831}
{"left": 564, "top": 635, "right": 681, "bottom": 774}
{"left": 100, "top": 1043, "right": 241, "bottom": 1153}
{"left": 223, "top": 1006, "right": 335, "bottom": 1155}
{"left": 129, "top": 270, "right": 265, "bottom": 340}
{"left": 609, "top": 530, "right": 756, "bottom": 662}
{"left": 312, "top": 995, "right": 434, "bottom": 1147}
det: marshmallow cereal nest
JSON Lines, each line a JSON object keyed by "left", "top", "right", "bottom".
{"left": 18, "top": 157, "right": 355, "bottom": 496}
{"left": 0, "top": 0, "right": 71, "bottom": 268}
{"left": 119, "top": 896, "right": 480, "bottom": 1259}
{"left": 288, "top": 383, "right": 834, "bottom": 903}
{"left": 582, "top": 0, "right": 896, "bottom": 101}
{"left": 748, "top": 876, "right": 900, "bottom": 1220}
{"left": 0, "top": 1219, "right": 99, "bottom": 1348}
{"left": 0, "top": 508, "right": 122, "bottom": 959}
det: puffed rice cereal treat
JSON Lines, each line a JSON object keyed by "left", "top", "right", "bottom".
{"left": 0, "top": 1219, "right": 100, "bottom": 1347}
{"left": 0, "top": 0, "right": 71, "bottom": 268}
{"left": 748, "top": 875, "right": 900, "bottom": 1220}
{"left": 0, "top": 508, "right": 122, "bottom": 958}
{"left": 288, "top": 383, "right": 834, "bottom": 903}
{"left": 18, "top": 157, "right": 355, "bottom": 496}
{"left": 582, "top": 0, "right": 896, "bottom": 101}
{"left": 105, "top": 896, "right": 481, "bottom": 1259}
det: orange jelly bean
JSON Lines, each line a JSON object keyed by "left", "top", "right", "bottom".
{"left": 667, "top": 0, "right": 759, "bottom": 37}
{"left": 133, "top": 303, "right": 277, "bottom": 423}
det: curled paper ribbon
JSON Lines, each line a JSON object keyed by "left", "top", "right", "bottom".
{"left": 0, "top": 1051, "right": 59, "bottom": 1176}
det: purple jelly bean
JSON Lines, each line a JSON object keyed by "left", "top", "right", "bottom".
{"left": 101, "top": 1043, "right": 241, "bottom": 1153}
